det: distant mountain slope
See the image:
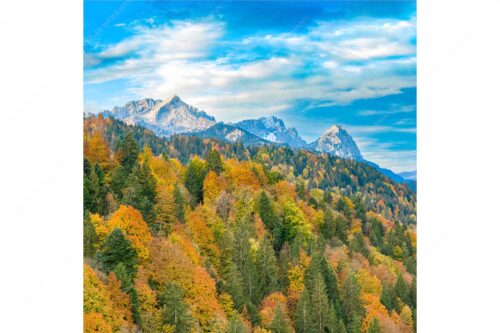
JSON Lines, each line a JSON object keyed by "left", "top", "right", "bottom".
{"left": 309, "top": 124, "right": 363, "bottom": 160}
{"left": 234, "top": 116, "right": 306, "bottom": 147}
{"left": 399, "top": 170, "right": 417, "bottom": 181}
{"left": 102, "top": 95, "right": 216, "bottom": 136}
{"left": 99, "top": 96, "right": 413, "bottom": 188}
{"left": 187, "top": 122, "right": 270, "bottom": 146}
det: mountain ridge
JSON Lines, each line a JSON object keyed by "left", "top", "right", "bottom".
{"left": 99, "top": 96, "right": 412, "bottom": 185}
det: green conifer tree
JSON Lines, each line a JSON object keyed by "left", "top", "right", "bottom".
{"left": 269, "top": 306, "right": 291, "bottom": 333}
{"left": 184, "top": 156, "right": 207, "bottom": 206}
{"left": 366, "top": 317, "right": 382, "bottom": 333}
{"left": 96, "top": 228, "right": 137, "bottom": 275}
{"left": 119, "top": 132, "right": 139, "bottom": 171}
{"left": 159, "top": 283, "right": 193, "bottom": 333}
{"left": 256, "top": 236, "right": 280, "bottom": 298}
{"left": 206, "top": 148, "right": 223, "bottom": 175}
{"left": 122, "top": 160, "right": 157, "bottom": 224}
{"left": 173, "top": 183, "right": 186, "bottom": 223}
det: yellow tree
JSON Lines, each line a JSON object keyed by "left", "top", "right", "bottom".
{"left": 84, "top": 312, "right": 112, "bottom": 333}
{"left": 203, "top": 171, "right": 223, "bottom": 205}
{"left": 108, "top": 205, "right": 152, "bottom": 261}
{"left": 144, "top": 238, "right": 227, "bottom": 330}
{"left": 84, "top": 132, "right": 111, "bottom": 167}
{"left": 84, "top": 264, "right": 127, "bottom": 331}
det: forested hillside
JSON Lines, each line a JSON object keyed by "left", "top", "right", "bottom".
{"left": 84, "top": 114, "right": 416, "bottom": 333}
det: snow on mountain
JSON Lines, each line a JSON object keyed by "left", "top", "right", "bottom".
{"left": 103, "top": 95, "right": 216, "bottom": 136}
{"left": 309, "top": 125, "right": 363, "bottom": 160}
{"left": 189, "top": 123, "right": 269, "bottom": 146}
{"left": 100, "top": 97, "right": 413, "bottom": 188}
{"left": 234, "top": 116, "right": 306, "bottom": 148}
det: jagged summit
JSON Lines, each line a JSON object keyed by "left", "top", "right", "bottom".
{"left": 165, "top": 94, "right": 181, "bottom": 103}
{"left": 234, "top": 115, "right": 306, "bottom": 148}
{"left": 309, "top": 124, "right": 362, "bottom": 160}
{"left": 103, "top": 95, "right": 216, "bottom": 136}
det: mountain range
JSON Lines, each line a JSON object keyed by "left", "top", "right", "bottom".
{"left": 101, "top": 96, "right": 415, "bottom": 186}
{"left": 102, "top": 95, "right": 216, "bottom": 136}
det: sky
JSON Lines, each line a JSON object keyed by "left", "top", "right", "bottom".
{"left": 84, "top": 1, "right": 416, "bottom": 173}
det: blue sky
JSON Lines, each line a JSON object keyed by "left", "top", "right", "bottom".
{"left": 84, "top": 1, "right": 416, "bottom": 172}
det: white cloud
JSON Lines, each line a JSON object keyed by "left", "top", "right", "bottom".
{"left": 357, "top": 104, "right": 416, "bottom": 116}
{"left": 85, "top": 16, "right": 416, "bottom": 122}
{"left": 355, "top": 137, "right": 416, "bottom": 173}
{"left": 347, "top": 124, "right": 416, "bottom": 134}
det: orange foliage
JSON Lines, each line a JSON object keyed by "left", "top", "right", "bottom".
{"left": 203, "top": 170, "right": 224, "bottom": 204}
{"left": 168, "top": 229, "right": 202, "bottom": 265}
{"left": 259, "top": 292, "right": 288, "bottom": 327}
{"left": 225, "top": 160, "right": 260, "bottom": 191}
{"left": 89, "top": 213, "right": 109, "bottom": 246}
{"left": 108, "top": 205, "right": 152, "bottom": 261}
{"left": 84, "top": 312, "right": 112, "bottom": 333}
{"left": 144, "top": 238, "right": 226, "bottom": 328}
{"left": 254, "top": 215, "right": 266, "bottom": 239}
{"left": 84, "top": 264, "right": 131, "bottom": 332}
{"left": 84, "top": 131, "right": 111, "bottom": 167}
{"left": 106, "top": 273, "right": 134, "bottom": 331}
{"left": 186, "top": 207, "right": 221, "bottom": 263}
{"left": 350, "top": 218, "right": 363, "bottom": 234}
{"left": 298, "top": 200, "right": 322, "bottom": 229}
{"left": 272, "top": 180, "right": 296, "bottom": 204}
{"left": 325, "top": 245, "right": 349, "bottom": 270}
{"left": 361, "top": 293, "right": 390, "bottom": 332}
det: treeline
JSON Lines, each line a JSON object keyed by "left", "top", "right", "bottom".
{"left": 86, "top": 115, "right": 416, "bottom": 224}
{"left": 83, "top": 114, "right": 416, "bottom": 333}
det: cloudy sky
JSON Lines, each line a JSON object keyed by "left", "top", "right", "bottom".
{"left": 84, "top": 1, "right": 416, "bottom": 173}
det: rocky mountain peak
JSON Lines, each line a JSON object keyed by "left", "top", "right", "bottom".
{"left": 309, "top": 124, "right": 362, "bottom": 160}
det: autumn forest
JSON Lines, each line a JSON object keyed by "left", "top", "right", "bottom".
{"left": 83, "top": 114, "right": 416, "bottom": 333}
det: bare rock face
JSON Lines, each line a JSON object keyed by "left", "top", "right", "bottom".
{"left": 309, "top": 124, "right": 362, "bottom": 160}
{"left": 234, "top": 116, "right": 306, "bottom": 148}
{"left": 104, "top": 95, "right": 216, "bottom": 136}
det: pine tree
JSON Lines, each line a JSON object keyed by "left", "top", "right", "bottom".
{"left": 328, "top": 304, "right": 346, "bottom": 333}
{"left": 84, "top": 163, "right": 106, "bottom": 214}
{"left": 234, "top": 218, "right": 261, "bottom": 308}
{"left": 110, "top": 165, "right": 128, "bottom": 201}
{"left": 206, "top": 148, "right": 223, "bottom": 175}
{"left": 347, "top": 313, "right": 362, "bottom": 333}
{"left": 83, "top": 211, "right": 98, "bottom": 258}
{"left": 256, "top": 237, "right": 280, "bottom": 299}
{"left": 122, "top": 161, "right": 157, "bottom": 224}
{"left": 225, "top": 316, "right": 249, "bottom": 333}
{"left": 295, "top": 287, "right": 313, "bottom": 333}
{"left": 173, "top": 183, "right": 185, "bottom": 223}
{"left": 295, "top": 262, "right": 331, "bottom": 333}
{"left": 119, "top": 132, "right": 139, "bottom": 171}
{"left": 380, "top": 283, "right": 397, "bottom": 312}
{"left": 319, "top": 256, "right": 340, "bottom": 310}
{"left": 296, "top": 180, "right": 307, "bottom": 200}
{"left": 269, "top": 306, "right": 291, "bottom": 333}
{"left": 159, "top": 283, "right": 193, "bottom": 333}
{"left": 395, "top": 273, "right": 409, "bottom": 305}
{"left": 350, "top": 232, "right": 370, "bottom": 258}
{"left": 96, "top": 228, "right": 138, "bottom": 275}
{"left": 113, "top": 262, "right": 141, "bottom": 324}
{"left": 323, "top": 190, "right": 332, "bottom": 205}
{"left": 341, "top": 274, "right": 365, "bottom": 324}
{"left": 320, "top": 208, "right": 335, "bottom": 240}
{"left": 257, "top": 192, "right": 284, "bottom": 252}
{"left": 366, "top": 318, "right": 382, "bottom": 333}
{"left": 184, "top": 156, "right": 207, "bottom": 206}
